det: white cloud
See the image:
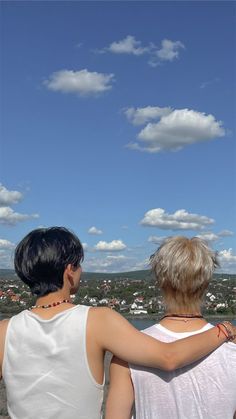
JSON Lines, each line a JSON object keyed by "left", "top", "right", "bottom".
{"left": 106, "top": 35, "right": 148, "bottom": 56}
{"left": 44, "top": 69, "right": 115, "bottom": 96}
{"left": 148, "top": 235, "right": 168, "bottom": 244}
{"left": 156, "top": 39, "right": 185, "bottom": 62}
{"left": 0, "top": 207, "right": 39, "bottom": 226}
{"left": 0, "top": 239, "right": 15, "bottom": 249}
{"left": 196, "top": 230, "right": 234, "bottom": 243}
{"left": 0, "top": 184, "right": 23, "bottom": 206}
{"left": 82, "top": 243, "right": 88, "bottom": 251}
{"left": 218, "top": 249, "right": 236, "bottom": 263}
{"left": 0, "top": 239, "right": 15, "bottom": 269}
{"left": 218, "top": 249, "right": 236, "bottom": 273}
{"left": 127, "top": 108, "right": 225, "bottom": 153}
{"left": 88, "top": 226, "right": 103, "bottom": 235}
{"left": 200, "top": 77, "right": 220, "bottom": 89}
{"left": 95, "top": 240, "right": 127, "bottom": 251}
{"left": 124, "top": 106, "right": 172, "bottom": 125}
{"left": 101, "top": 36, "right": 185, "bottom": 67}
{"left": 196, "top": 233, "right": 219, "bottom": 242}
{"left": 83, "top": 253, "right": 148, "bottom": 273}
{"left": 140, "top": 208, "right": 214, "bottom": 231}
{"left": 218, "top": 230, "right": 234, "bottom": 237}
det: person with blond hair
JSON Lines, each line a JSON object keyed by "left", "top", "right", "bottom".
{"left": 106, "top": 236, "right": 236, "bottom": 419}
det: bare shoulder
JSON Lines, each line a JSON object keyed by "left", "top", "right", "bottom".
{"left": 88, "top": 306, "right": 126, "bottom": 327}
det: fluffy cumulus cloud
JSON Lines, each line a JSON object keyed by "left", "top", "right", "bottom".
{"left": 0, "top": 184, "right": 39, "bottom": 226}
{"left": 44, "top": 69, "right": 114, "bottom": 96}
{"left": 218, "top": 249, "right": 236, "bottom": 273}
{"left": 0, "top": 184, "right": 23, "bottom": 206}
{"left": 153, "top": 39, "right": 185, "bottom": 64}
{"left": 88, "top": 226, "right": 103, "bottom": 235}
{"left": 0, "top": 239, "right": 15, "bottom": 269}
{"left": 95, "top": 240, "right": 127, "bottom": 251}
{"left": 124, "top": 106, "right": 172, "bottom": 125}
{"left": 0, "top": 239, "right": 15, "bottom": 249}
{"left": 126, "top": 107, "right": 225, "bottom": 153}
{"left": 0, "top": 207, "right": 39, "bottom": 226}
{"left": 140, "top": 208, "right": 214, "bottom": 231}
{"left": 106, "top": 35, "right": 148, "bottom": 55}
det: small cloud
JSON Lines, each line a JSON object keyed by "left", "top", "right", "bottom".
{"left": 0, "top": 239, "right": 15, "bottom": 249}
{"left": 126, "top": 108, "right": 225, "bottom": 153}
{"left": 148, "top": 235, "right": 168, "bottom": 244}
{"left": 218, "top": 248, "right": 236, "bottom": 263}
{"left": 218, "top": 230, "right": 234, "bottom": 237}
{"left": 124, "top": 106, "right": 172, "bottom": 126}
{"left": 82, "top": 242, "right": 88, "bottom": 251}
{"left": 218, "top": 248, "right": 236, "bottom": 273}
{"left": 75, "top": 42, "right": 83, "bottom": 49}
{"left": 196, "top": 232, "right": 219, "bottom": 242}
{"left": 200, "top": 77, "right": 220, "bottom": 89}
{"left": 88, "top": 226, "right": 103, "bottom": 235}
{"left": 95, "top": 240, "right": 127, "bottom": 251}
{"left": 99, "top": 36, "right": 185, "bottom": 67}
{"left": 105, "top": 35, "right": 149, "bottom": 56}
{"left": 0, "top": 184, "right": 23, "bottom": 206}
{"left": 156, "top": 39, "right": 185, "bottom": 61}
{"left": 140, "top": 208, "right": 214, "bottom": 231}
{"left": 0, "top": 238, "right": 15, "bottom": 269}
{"left": 0, "top": 207, "right": 39, "bottom": 226}
{"left": 44, "top": 69, "right": 115, "bottom": 96}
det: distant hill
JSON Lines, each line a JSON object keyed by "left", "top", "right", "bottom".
{"left": 0, "top": 268, "right": 235, "bottom": 282}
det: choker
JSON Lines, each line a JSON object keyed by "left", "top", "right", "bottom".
{"left": 160, "top": 313, "right": 204, "bottom": 322}
{"left": 29, "top": 299, "right": 71, "bottom": 310}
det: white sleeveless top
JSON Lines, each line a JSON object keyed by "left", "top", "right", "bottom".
{"left": 130, "top": 323, "right": 236, "bottom": 419}
{"left": 2, "top": 305, "right": 104, "bottom": 419}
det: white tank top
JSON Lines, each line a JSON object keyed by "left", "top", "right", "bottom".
{"left": 130, "top": 323, "right": 236, "bottom": 419}
{"left": 2, "top": 305, "right": 104, "bottom": 419}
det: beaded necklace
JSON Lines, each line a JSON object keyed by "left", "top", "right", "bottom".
{"left": 29, "top": 299, "right": 71, "bottom": 310}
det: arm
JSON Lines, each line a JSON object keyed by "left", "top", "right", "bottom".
{"left": 0, "top": 319, "right": 10, "bottom": 379}
{"left": 92, "top": 308, "right": 235, "bottom": 371}
{"left": 105, "top": 357, "right": 134, "bottom": 419}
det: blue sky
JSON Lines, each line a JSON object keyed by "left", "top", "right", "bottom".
{"left": 1, "top": 1, "right": 236, "bottom": 273}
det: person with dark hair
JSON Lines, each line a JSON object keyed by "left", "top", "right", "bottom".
{"left": 0, "top": 229, "right": 235, "bottom": 419}
{"left": 106, "top": 236, "right": 236, "bottom": 419}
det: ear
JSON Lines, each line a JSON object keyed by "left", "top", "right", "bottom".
{"left": 64, "top": 264, "right": 74, "bottom": 287}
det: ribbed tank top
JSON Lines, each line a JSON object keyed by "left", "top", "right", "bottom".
{"left": 2, "top": 305, "right": 104, "bottom": 419}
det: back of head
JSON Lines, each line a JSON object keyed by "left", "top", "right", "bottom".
{"left": 14, "top": 227, "right": 84, "bottom": 297}
{"left": 150, "top": 236, "right": 219, "bottom": 312}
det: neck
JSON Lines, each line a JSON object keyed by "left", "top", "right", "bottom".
{"left": 160, "top": 307, "right": 207, "bottom": 332}
{"left": 35, "top": 288, "right": 71, "bottom": 306}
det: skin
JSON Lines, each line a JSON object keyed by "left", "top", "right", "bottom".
{"left": 105, "top": 304, "right": 236, "bottom": 419}
{"left": 0, "top": 265, "right": 234, "bottom": 391}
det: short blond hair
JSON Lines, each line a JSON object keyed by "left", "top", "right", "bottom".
{"left": 150, "top": 236, "right": 219, "bottom": 312}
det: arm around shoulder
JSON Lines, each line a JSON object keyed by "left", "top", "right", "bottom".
{"left": 92, "top": 307, "right": 231, "bottom": 370}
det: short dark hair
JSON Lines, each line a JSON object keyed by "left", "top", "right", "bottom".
{"left": 14, "top": 227, "right": 84, "bottom": 297}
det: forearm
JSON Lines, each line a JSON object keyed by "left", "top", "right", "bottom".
{"left": 164, "top": 326, "right": 227, "bottom": 370}
{"left": 97, "top": 309, "right": 233, "bottom": 371}
{"left": 105, "top": 357, "right": 134, "bottom": 419}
